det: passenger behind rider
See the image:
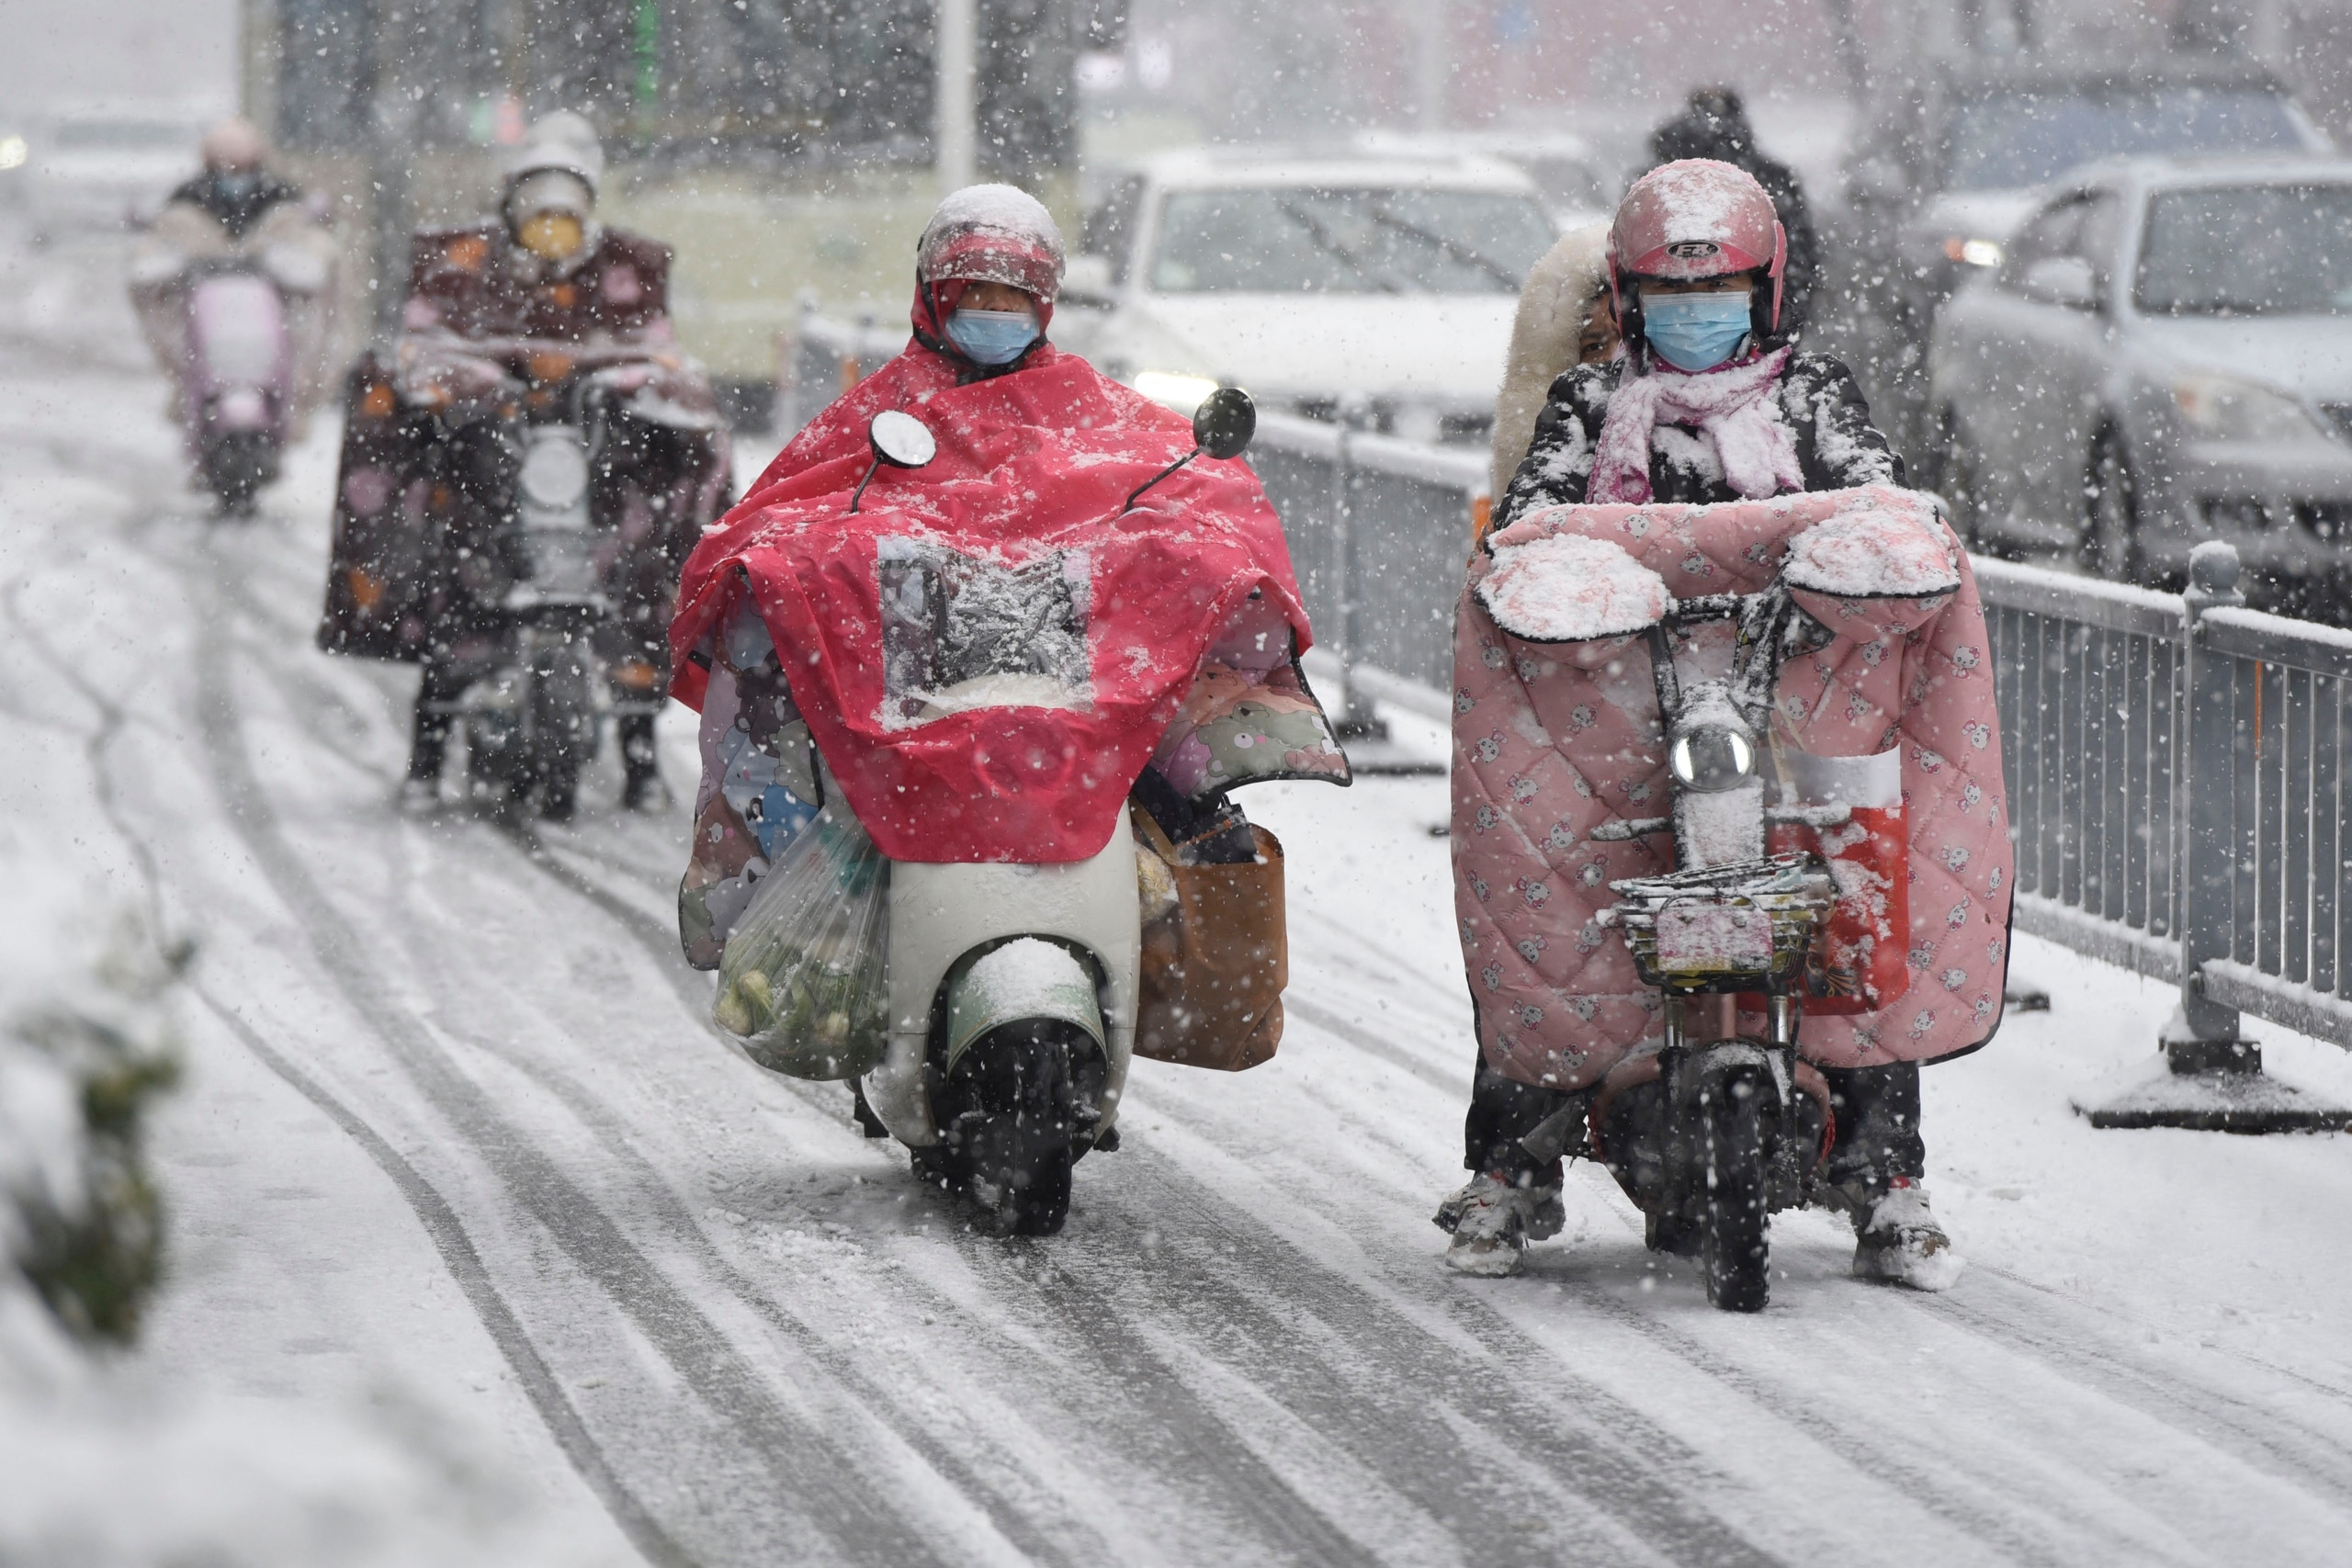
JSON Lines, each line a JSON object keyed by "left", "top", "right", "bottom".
{"left": 127, "top": 117, "right": 339, "bottom": 428}
{"left": 1440, "top": 159, "right": 1964, "bottom": 1289}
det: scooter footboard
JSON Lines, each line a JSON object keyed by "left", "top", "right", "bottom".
{"left": 862, "top": 813, "right": 1140, "bottom": 1146}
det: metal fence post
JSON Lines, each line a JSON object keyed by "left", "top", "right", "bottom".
{"left": 2171, "top": 541, "right": 2252, "bottom": 1066}
{"left": 2083, "top": 541, "right": 2348, "bottom": 1129}
{"left": 1329, "top": 408, "right": 1374, "bottom": 741}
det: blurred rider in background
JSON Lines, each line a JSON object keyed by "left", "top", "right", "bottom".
{"left": 320, "top": 111, "right": 728, "bottom": 816}
{"left": 128, "top": 117, "right": 339, "bottom": 424}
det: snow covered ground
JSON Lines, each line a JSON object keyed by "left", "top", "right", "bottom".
{"left": 4, "top": 212, "right": 2352, "bottom": 1566}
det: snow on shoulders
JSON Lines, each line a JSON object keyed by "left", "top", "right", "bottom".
{"left": 1478, "top": 533, "right": 1669, "bottom": 642}
{"left": 1783, "top": 491, "right": 1959, "bottom": 599}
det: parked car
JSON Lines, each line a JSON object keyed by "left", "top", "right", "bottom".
{"left": 1055, "top": 150, "right": 1558, "bottom": 446}
{"left": 1831, "top": 55, "right": 2328, "bottom": 462}
{"left": 1931, "top": 157, "right": 2352, "bottom": 606}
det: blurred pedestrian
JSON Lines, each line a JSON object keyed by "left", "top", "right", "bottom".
{"left": 1648, "top": 87, "right": 1818, "bottom": 333}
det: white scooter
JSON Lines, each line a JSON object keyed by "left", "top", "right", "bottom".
{"left": 845, "top": 392, "right": 1260, "bottom": 1235}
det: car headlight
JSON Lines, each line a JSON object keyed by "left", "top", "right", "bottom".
{"left": 1132, "top": 370, "right": 1220, "bottom": 414}
{"left": 1940, "top": 236, "right": 2003, "bottom": 269}
{"left": 2172, "top": 373, "right": 2327, "bottom": 443}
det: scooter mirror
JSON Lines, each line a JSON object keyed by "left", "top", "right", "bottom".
{"left": 1191, "top": 387, "right": 1255, "bottom": 461}
{"left": 868, "top": 410, "right": 937, "bottom": 470}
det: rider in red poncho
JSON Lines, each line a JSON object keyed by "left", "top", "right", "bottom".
{"left": 669, "top": 186, "right": 1347, "bottom": 968}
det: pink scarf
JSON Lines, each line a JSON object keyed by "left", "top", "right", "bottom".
{"left": 1589, "top": 347, "right": 1804, "bottom": 505}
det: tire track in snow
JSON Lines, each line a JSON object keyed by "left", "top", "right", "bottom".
{"left": 188, "top": 986, "right": 700, "bottom": 1568}
{"left": 341, "top": 704, "right": 1788, "bottom": 1562}
{"left": 211, "top": 561, "right": 1405, "bottom": 1566}
{"left": 3, "top": 547, "right": 694, "bottom": 1566}
{"left": 182, "top": 547, "right": 970, "bottom": 1568}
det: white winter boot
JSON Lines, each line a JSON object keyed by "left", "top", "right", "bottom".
{"left": 1850, "top": 1179, "right": 1964, "bottom": 1292}
{"left": 1434, "top": 1173, "right": 1565, "bottom": 1277}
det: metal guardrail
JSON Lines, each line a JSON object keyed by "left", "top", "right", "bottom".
{"left": 1978, "top": 547, "right": 2352, "bottom": 1065}
{"left": 1247, "top": 411, "right": 1486, "bottom": 716}
{"left": 775, "top": 315, "right": 2349, "bottom": 1095}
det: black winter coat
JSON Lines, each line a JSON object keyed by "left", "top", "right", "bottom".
{"left": 1497, "top": 353, "right": 1903, "bottom": 527}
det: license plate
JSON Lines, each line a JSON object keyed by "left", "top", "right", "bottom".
{"left": 1655, "top": 901, "right": 1772, "bottom": 973}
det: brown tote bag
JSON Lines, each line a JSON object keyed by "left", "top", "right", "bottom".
{"left": 1130, "top": 807, "right": 1287, "bottom": 1071}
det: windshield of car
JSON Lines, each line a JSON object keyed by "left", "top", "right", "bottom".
{"left": 1942, "top": 89, "right": 2304, "bottom": 191}
{"left": 2136, "top": 184, "right": 2352, "bottom": 316}
{"left": 1518, "top": 157, "right": 1611, "bottom": 214}
{"left": 1151, "top": 187, "right": 1556, "bottom": 294}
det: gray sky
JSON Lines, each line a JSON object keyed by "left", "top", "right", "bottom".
{"left": 0, "top": 0, "right": 236, "bottom": 116}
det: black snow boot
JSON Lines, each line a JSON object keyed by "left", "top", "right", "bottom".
{"left": 401, "top": 705, "right": 450, "bottom": 812}
{"left": 619, "top": 714, "right": 666, "bottom": 810}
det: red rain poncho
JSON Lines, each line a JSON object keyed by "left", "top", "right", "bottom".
{"left": 670, "top": 339, "right": 1314, "bottom": 864}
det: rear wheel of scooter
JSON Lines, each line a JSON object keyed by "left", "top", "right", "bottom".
{"left": 940, "top": 1021, "right": 1078, "bottom": 1237}
{"left": 203, "top": 432, "right": 275, "bottom": 516}
{"left": 1700, "top": 1070, "right": 1771, "bottom": 1313}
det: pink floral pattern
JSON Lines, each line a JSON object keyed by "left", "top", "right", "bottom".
{"left": 1453, "top": 486, "right": 2014, "bottom": 1089}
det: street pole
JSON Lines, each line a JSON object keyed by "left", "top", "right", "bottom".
{"left": 1415, "top": 0, "right": 1447, "bottom": 134}
{"left": 363, "top": 0, "right": 415, "bottom": 338}
{"left": 936, "top": 0, "right": 977, "bottom": 196}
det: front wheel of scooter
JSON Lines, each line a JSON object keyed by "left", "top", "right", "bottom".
{"left": 938, "top": 1021, "right": 1080, "bottom": 1237}
{"left": 203, "top": 431, "right": 276, "bottom": 516}
{"left": 1700, "top": 1069, "right": 1771, "bottom": 1313}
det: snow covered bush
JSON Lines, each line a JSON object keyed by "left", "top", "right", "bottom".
{"left": 0, "top": 929, "right": 183, "bottom": 1344}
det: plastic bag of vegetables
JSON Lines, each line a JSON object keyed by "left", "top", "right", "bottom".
{"left": 712, "top": 805, "right": 890, "bottom": 1079}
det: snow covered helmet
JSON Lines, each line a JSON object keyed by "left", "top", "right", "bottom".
{"left": 1608, "top": 159, "right": 1788, "bottom": 336}
{"left": 502, "top": 113, "right": 604, "bottom": 264}
{"left": 917, "top": 185, "right": 1066, "bottom": 306}
{"left": 504, "top": 110, "right": 605, "bottom": 197}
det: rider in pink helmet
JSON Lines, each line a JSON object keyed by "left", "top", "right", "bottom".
{"left": 1440, "top": 161, "right": 1959, "bottom": 1290}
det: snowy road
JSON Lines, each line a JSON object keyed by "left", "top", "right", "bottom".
{"left": 7, "top": 220, "right": 2352, "bottom": 1567}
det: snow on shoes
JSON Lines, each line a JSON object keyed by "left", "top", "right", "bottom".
{"left": 1435, "top": 1173, "right": 1565, "bottom": 1278}
{"left": 1850, "top": 1179, "right": 1965, "bottom": 1292}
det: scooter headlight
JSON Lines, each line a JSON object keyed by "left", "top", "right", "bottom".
{"left": 520, "top": 435, "right": 589, "bottom": 512}
{"left": 1669, "top": 725, "right": 1756, "bottom": 791}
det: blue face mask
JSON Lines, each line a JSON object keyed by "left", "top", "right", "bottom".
{"left": 945, "top": 307, "right": 1040, "bottom": 366}
{"left": 1641, "top": 290, "right": 1754, "bottom": 372}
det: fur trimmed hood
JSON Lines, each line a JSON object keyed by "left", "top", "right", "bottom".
{"left": 1490, "top": 223, "right": 1611, "bottom": 499}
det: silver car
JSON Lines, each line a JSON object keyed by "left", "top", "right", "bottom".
{"left": 1930, "top": 157, "right": 2352, "bottom": 602}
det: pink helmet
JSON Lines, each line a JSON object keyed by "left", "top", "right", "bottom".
{"left": 1608, "top": 159, "right": 1788, "bottom": 331}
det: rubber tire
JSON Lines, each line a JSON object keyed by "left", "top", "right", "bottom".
{"left": 528, "top": 637, "right": 594, "bottom": 821}
{"left": 940, "top": 1024, "right": 1077, "bottom": 1238}
{"left": 203, "top": 431, "right": 276, "bottom": 516}
{"left": 1700, "top": 1070, "right": 1771, "bottom": 1314}
{"left": 2081, "top": 428, "right": 2141, "bottom": 583}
